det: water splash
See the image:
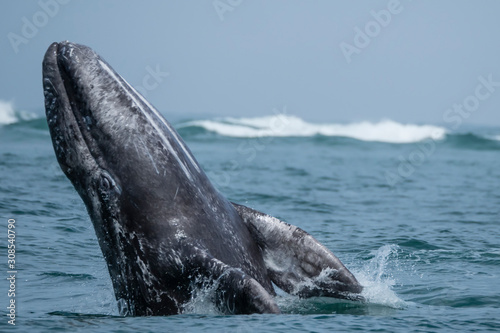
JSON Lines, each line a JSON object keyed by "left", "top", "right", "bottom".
{"left": 355, "top": 244, "right": 407, "bottom": 309}
{"left": 180, "top": 245, "right": 408, "bottom": 315}
{"left": 182, "top": 276, "right": 222, "bottom": 315}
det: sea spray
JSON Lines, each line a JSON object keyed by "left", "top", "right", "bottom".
{"left": 355, "top": 244, "right": 407, "bottom": 309}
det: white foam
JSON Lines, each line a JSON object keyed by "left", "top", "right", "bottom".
{"left": 0, "top": 100, "right": 37, "bottom": 125}
{"left": 182, "top": 115, "right": 447, "bottom": 143}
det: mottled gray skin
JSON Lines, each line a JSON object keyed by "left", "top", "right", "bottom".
{"left": 43, "top": 41, "right": 362, "bottom": 316}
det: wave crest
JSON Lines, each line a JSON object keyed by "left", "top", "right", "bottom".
{"left": 180, "top": 115, "right": 447, "bottom": 143}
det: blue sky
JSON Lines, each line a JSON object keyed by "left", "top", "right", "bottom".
{"left": 1, "top": 0, "right": 500, "bottom": 126}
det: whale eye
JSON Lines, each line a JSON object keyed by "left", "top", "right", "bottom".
{"left": 100, "top": 175, "right": 111, "bottom": 190}
{"left": 99, "top": 171, "right": 121, "bottom": 195}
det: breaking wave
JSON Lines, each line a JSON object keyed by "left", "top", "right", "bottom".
{"left": 179, "top": 115, "right": 447, "bottom": 143}
{"left": 0, "top": 100, "right": 38, "bottom": 125}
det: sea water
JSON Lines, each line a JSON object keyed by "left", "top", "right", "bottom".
{"left": 0, "top": 103, "right": 499, "bottom": 332}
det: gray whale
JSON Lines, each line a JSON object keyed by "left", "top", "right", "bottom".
{"left": 42, "top": 41, "right": 363, "bottom": 316}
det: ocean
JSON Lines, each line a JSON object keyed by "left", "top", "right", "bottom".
{"left": 0, "top": 103, "right": 499, "bottom": 332}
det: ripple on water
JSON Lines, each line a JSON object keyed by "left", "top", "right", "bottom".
{"left": 39, "top": 271, "right": 96, "bottom": 282}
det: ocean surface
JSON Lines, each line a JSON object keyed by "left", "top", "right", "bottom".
{"left": 1, "top": 103, "right": 499, "bottom": 332}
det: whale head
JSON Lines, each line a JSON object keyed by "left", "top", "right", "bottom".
{"left": 42, "top": 41, "right": 218, "bottom": 314}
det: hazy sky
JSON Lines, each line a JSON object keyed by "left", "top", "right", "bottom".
{"left": 1, "top": 0, "right": 500, "bottom": 126}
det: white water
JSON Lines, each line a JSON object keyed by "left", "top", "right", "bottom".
{"left": 355, "top": 244, "right": 407, "bottom": 309}
{"left": 181, "top": 244, "right": 406, "bottom": 315}
{"left": 0, "top": 100, "right": 38, "bottom": 125}
{"left": 181, "top": 115, "right": 447, "bottom": 143}
{"left": 0, "top": 100, "right": 18, "bottom": 125}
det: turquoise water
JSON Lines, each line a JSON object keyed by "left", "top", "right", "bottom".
{"left": 1, "top": 115, "right": 499, "bottom": 332}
